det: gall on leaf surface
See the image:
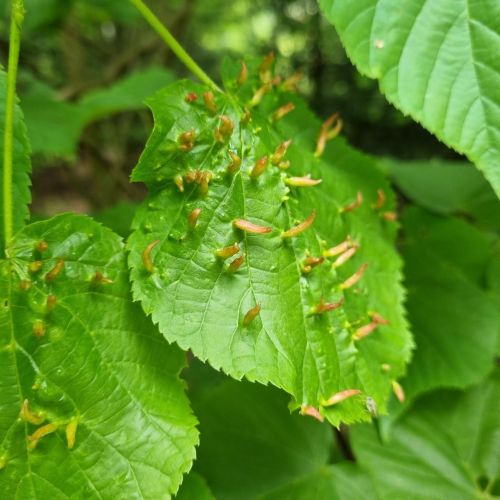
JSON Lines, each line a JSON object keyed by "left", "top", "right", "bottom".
{"left": 127, "top": 58, "right": 412, "bottom": 425}
{"left": 0, "top": 214, "right": 198, "bottom": 499}
{"left": 319, "top": 0, "right": 500, "bottom": 198}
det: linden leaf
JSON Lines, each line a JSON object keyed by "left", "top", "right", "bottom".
{"left": 128, "top": 58, "right": 412, "bottom": 425}
{"left": 319, "top": 0, "right": 500, "bottom": 198}
{"left": 0, "top": 214, "right": 198, "bottom": 498}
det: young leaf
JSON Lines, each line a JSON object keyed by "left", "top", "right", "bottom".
{"left": 351, "top": 371, "right": 500, "bottom": 498}
{"left": 127, "top": 59, "right": 412, "bottom": 425}
{"left": 401, "top": 208, "right": 499, "bottom": 402}
{"left": 0, "top": 66, "right": 31, "bottom": 252}
{"left": 319, "top": 0, "right": 500, "bottom": 198}
{"left": 0, "top": 214, "right": 198, "bottom": 498}
{"left": 187, "top": 369, "right": 375, "bottom": 499}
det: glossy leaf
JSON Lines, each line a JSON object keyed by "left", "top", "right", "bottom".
{"left": 128, "top": 59, "right": 412, "bottom": 425}
{"left": 0, "top": 214, "right": 198, "bottom": 498}
{"left": 0, "top": 66, "right": 32, "bottom": 252}
{"left": 189, "top": 371, "right": 374, "bottom": 499}
{"left": 320, "top": 0, "right": 500, "bottom": 198}
{"left": 401, "top": 208, "right": 499, "bottom": 402}
{"left": 351, "top": 371, "right": 500, "bottom": 498}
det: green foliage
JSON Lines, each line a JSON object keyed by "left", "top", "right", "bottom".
{"left": 187, "top": 368, "right": 374, "bottom": 499}
{"left": 0, "top": 214, "right": 198, "bottom": 498}
{"left": 21, "top": 67, "right": 173, "bottom": 158}
{"left": 351, "top": 371, "right": 500, "bottom": 498}
{"left": 382, "top": 158, "right": 500, "bottom": 232}
{"left": 127, "top": 59, "right": 412, "bottom": 425}
{"left": 320, "top": 0, "right": 500, "bottom": 197}
{"left": 400, "top": 208, "right": 499, "bottom": 402}
{"left": 0, "top": 66, "right": 31, "bottom": 252}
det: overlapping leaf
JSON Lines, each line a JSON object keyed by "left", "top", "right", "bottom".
{"left": 188, "top": 371, "right": 375, "bottom": 499}
{"left": 127, "top": 58, "right": 412, "bottom": 424}
{"left": 0, "top": 214, "right": 198, "bottom": 498}
{"left": 0, "top": 66, "right": 31, "bottom": 252}
{"left": 320, "top": 0, "right": 500, "bottom": 198}
{"left": 401, "top": 208, "right": 499, "bottom": 402}
{"left": 351, "top": 371, "right": 500, "bottom": 498}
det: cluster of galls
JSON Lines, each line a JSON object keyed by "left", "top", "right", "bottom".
{"left": 141, "top": 54, "right": 403, "bottom": 419}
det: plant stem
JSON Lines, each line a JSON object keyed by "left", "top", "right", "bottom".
{"left": 3, "top": 0, "right": 25, "bottom": 249}
{"left": 130, "top": 0, "right": 221, "bottom": 92}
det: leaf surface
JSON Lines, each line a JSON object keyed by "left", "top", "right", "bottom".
{"left": 189, "top": 371, "right": 375, "bottom": 500}
{"left": 320, "top": 0, "right": 500, "bottom": 198}
{"left": 0, "top": 214, "right": 198, "bottom": 498}
{"left": 401, "top": 207, "right": 499, "bottom": 401}
{"left": 351, "top": 371, "right": 500, "bottom": 499}
{"left": 128, "top": 59, "right": 412, "bottom": 425}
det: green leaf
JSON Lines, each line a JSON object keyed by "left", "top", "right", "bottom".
{"left": 21, "top": 67, "right": 173, "bottom": 158}
{"left": 127, "top": 59, "right": 412, "bottom": 425}
{"left": 351, "top": 371, "right": 500, "bottom": 498}
{"left": 381, "top": 158, "right": 500, "bottom": 231}
{"left": 189, "top": 371, "right": 374, "bottom": 499}
{"left": 400, "top": 207, "right": 499, "bottom": 402}
{"left": 319, "top": 0, "right": 500, "bottom": 198}
{"left": 175, "top": 472, "right": 215, "bottom": 500}
{"left": 260, "top": 464, "right": 375, "bottom": 500}
{"left": 0, "top": 214, "right": 198, "bottom": 498}
{"left": 0, "top": 66, "right": 32, "bottom": 252}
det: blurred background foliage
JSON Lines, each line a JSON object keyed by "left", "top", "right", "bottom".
{"left": 0, "top": 0, "right": 474, "bottom": 220}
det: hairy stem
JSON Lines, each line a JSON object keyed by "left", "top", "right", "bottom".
{"left": 3, "top": 0, "right": 25, "bottom": 249}
{"left": 130, "top": 0, "right": 221, "bottom": 91}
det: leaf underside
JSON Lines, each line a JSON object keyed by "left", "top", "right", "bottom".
{"left": 128, "top": 58, "right": 412, "bottom": 425}
{"left": 320, "top": 0, "right": 500, "bottom": 198}
{"left": 0, "top": 214, "right": 198, "bottom": 499}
